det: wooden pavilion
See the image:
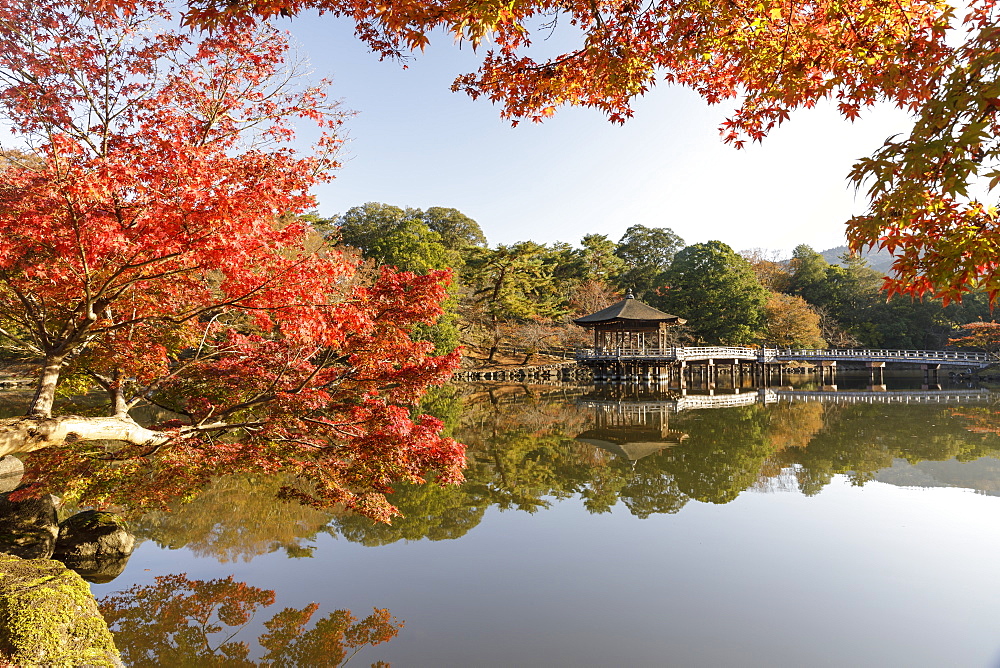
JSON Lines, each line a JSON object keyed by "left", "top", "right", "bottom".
{"left": 573, "top": 290, "right": 686, "bottom": 354}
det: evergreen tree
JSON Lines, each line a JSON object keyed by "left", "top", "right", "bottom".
{"left": 656, "top": 241, "right": 769, "bottom": 345}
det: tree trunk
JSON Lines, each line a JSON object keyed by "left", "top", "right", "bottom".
{"left": 0, "top": 416, "right": 171, "bottom": 458}
{"left": 108, "top": 372, "right": 129, "bottom": 418}
{"left": 28, "top": 356, "right": 65, "bottom": 419}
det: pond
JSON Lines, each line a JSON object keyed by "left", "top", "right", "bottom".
{"left": 18, "top": 375, "right": 1000, "bottom": 665}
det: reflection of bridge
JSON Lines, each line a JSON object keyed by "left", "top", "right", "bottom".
{"left": 579, "top": 388, "right": 996, "bottom": 412}
{"left": 767, "top": 389, "right": 994, "bottom": 405}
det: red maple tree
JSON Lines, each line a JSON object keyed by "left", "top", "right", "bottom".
{"left": 0, "top": 0, "right": 463, "bottom": 521}
{"left": 949, "top": 322, "right": 1000, "bottom": 356}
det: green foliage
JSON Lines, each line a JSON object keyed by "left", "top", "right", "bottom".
{"left": 133, "top": 474, "right": 336, "bottom": 562}
{"left": 656, "top": 241, "right": 769, "bottom": 345}
{"left": 613, "top": 224, "right": 685, "bottom": 299}
{"left": 334, "top": 202, "right": 476, "bottom": 353}
{"left": 668, "top": 405, "right": 773, "bottom": 504}
{"left": 336, "top": 202, "right": 456, "bottom": 274}
{"left": 463, "top": 242, "right": 565, "bottom": 321}
{"left": 580, "top": 234, "right": 625, "bottom": 283}
{"left": 460, "top": 241, "right": 571, "bottom": 357}
{"left": 784, "top": 249, "right": 994, "bottom": 349}
{"left": 335, "top": 203, "right": 487, "bottom": 274}
{"left": 422, "top": 207, "right": 488, "bottom": 249}
{"left": 333, "top": 479, "right": 489, "bottom": 546}
{"left": 322, "top": 204, "right": 999, "bottom": 353}
{"left": 788, "top": 244, "right": 832, "bottom": 305}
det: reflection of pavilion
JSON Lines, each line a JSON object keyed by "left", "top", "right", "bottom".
{"left": 575, "top": 401, "right": 688, "bottom": 463}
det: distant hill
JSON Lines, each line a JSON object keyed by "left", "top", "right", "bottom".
{"left": 875, "top": 457, "right": 1000, "bottom": 497}
{"left": 819, "top": 245, "right": 896, "bottom": 275}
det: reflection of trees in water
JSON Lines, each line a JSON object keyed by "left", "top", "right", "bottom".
{"left": 333, "top": 478, "right": 489, "bottom": 546}
{"left": 117, "top": 388, "right": 1000, "bottom": 553}
{"left": 458, "top": 393, "right": 1000, "bottom": 519}
{"left": 134, "top": 474, "right": 336, "bottom": 561}
{"left": 332, "top": 392, "right": 1000, "bottom": 546}
{"left": 767, "top": 402, "right": 1000, "bottom": 495}
{"left": 99, "top": 573, "right": 401, "bottom": 666}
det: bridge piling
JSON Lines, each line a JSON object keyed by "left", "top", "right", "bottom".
{"left": 922, "top": 363, "right": 940, "bottom": 386}
{"left": 866, "top": 361, "right": 885, "bottom": 386}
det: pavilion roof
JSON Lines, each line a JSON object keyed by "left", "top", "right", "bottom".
{"left": 572, "top": 292, "right": 686, "bottom": 326}
{"left": 576, "top": 430, "right": 689, "bottom": 461}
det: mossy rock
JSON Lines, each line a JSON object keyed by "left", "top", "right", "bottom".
{"left": 0, "top": 553, "right": 121, "bottom": 666}
{"left": 0, "top": 491, "right": 59, "bottom": 559}
{"left": 0, "top": 526, "right": 57, "bottom": 560}
{"left": 55, "top": 510, "right": 135, "bottom": 559}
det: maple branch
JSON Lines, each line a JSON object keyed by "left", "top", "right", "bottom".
{"left": 0, "top": 273, "right": 53, "bottom": 350}
{"left": 0, "top": 327, "right": 39, "bottom": 355}
{"left": 289, "top": 346, "right": 336, "bottom": 394}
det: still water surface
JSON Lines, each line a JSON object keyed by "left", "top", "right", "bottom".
{"left": 93, "top": 377, "right": 1000, "bottom": 666}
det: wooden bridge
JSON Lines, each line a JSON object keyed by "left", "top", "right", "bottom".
{"left": 576, "top": 346, "right": 995, "bottom": 368}
{"left": 576, "top": 345, "right": 995, "bottom": 384}
{"left": 572, "top": 295, "right": 996, "bottom": 379}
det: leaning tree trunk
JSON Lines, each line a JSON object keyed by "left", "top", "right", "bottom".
{"left": 27, "top": 355, "right": 65, "bottom": 419}
{"left": 0, "top": 416, "right": 171, "bottom": 458}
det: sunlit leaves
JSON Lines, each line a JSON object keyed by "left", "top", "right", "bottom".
{"left": 948, "top": 321, "right": 1000, "bottom": 355}
{"left": 169, "top": 0, "right": 951, "bottom": 139}
{"left": 846, "top": 2, "right": 1000, "bottom": 301}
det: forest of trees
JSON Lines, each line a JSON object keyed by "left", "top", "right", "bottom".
{"left": 325, "top": 203, "right": 998, "bottom": 359}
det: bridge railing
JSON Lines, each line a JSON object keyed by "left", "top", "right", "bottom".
{"left": 575, "top": 346, "right": 997, "bottom": 365}
{"left": 575, "top": 347, "right": 674, "bottom": 359}
{"left": 575, "top": 346, "right": 761, "bottom": 360}
{"left": 675, "top": 346, "right": 760, "bottom": 360}
{"left": 774, "top": 348, "right": 994, "bottom": 364}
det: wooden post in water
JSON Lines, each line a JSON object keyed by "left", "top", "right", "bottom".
{"left": 867, "top": 361, "right": 886, "bottom": 391}
{"left": 921, "top": 363, "right": 940, "bottom": 390}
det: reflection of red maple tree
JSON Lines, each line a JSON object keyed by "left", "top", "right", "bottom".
{"left": 950, "top": 407, "right": 1000, "bottom": 436}
{"left": 99, "top": 573, "right": 402, "bottom": 666}
{"left": 0, "top": 0, "right": 464, "bottom": 521}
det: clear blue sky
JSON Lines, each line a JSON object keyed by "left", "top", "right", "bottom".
{"left": 285, "top": 15, "right": 912, "bottom": 257}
